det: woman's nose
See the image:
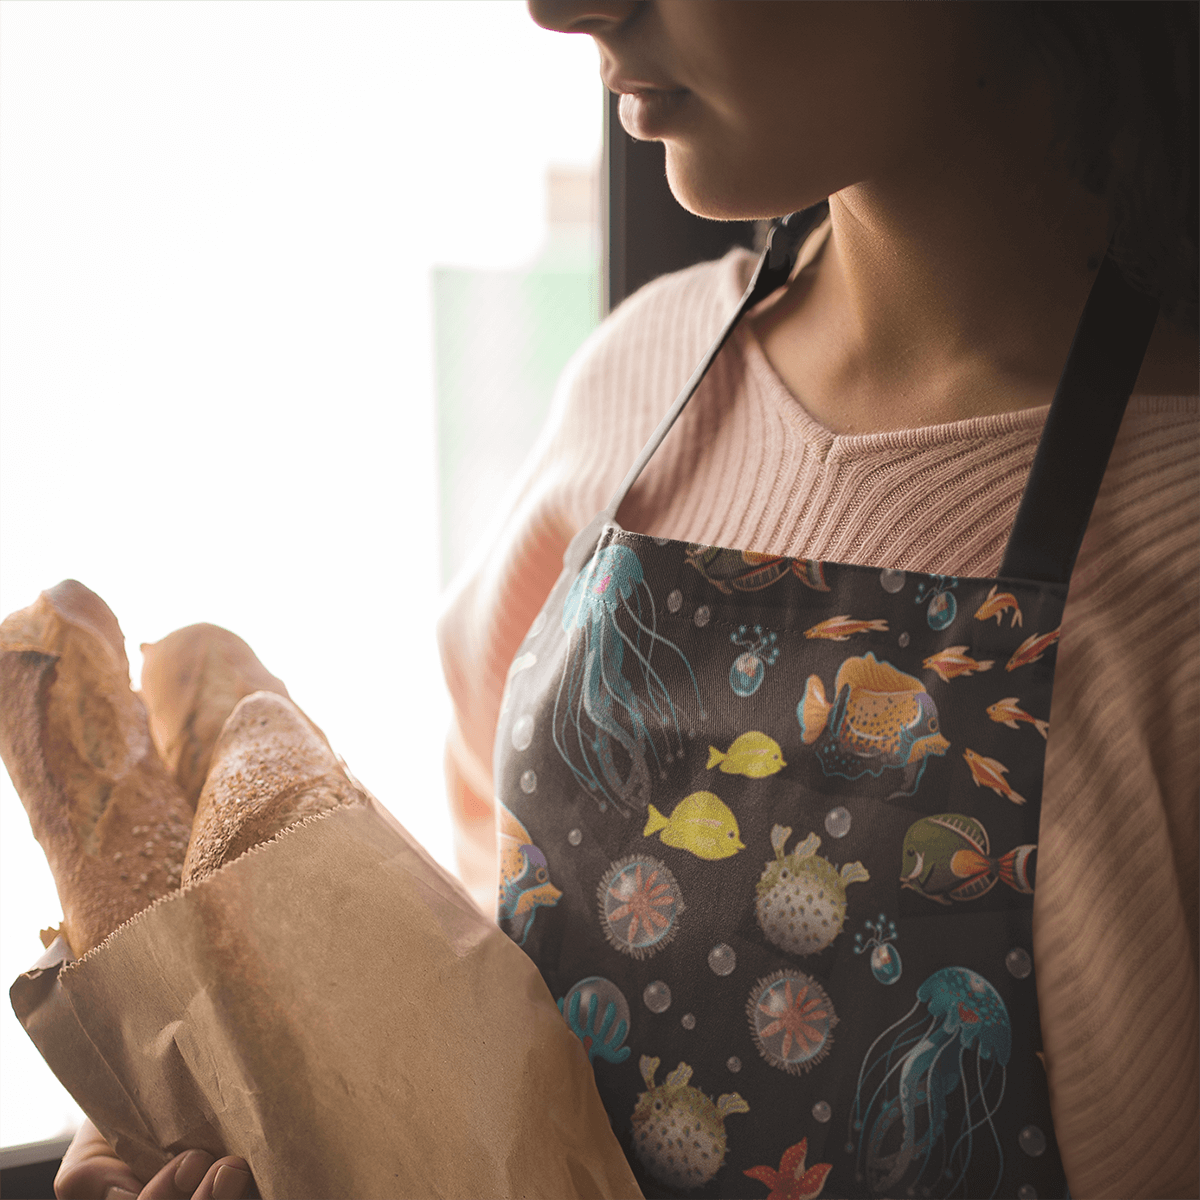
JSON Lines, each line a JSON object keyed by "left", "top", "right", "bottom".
{"left": 527, "top": 0, "right": 640, "bottom": 36}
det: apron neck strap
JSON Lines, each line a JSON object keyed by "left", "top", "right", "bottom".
{"left": 562, "top": 203, "right": 829, "bottom": 573}
{"left": 998, "top": 248, "right": 1158, "bottom": 584}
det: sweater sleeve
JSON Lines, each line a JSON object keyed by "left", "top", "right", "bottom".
{"left": 435, "top": 254, "right": 748, "bottom": 911}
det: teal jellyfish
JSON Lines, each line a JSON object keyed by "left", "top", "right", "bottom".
{"left": 553, "top": 544, "right": 702, "bottom": 815}
{"left": 849, "top": 967, "right": 1011, "bottom": 1198}
{"left": 729, "top": 624, "right": 779, "bottom": 697}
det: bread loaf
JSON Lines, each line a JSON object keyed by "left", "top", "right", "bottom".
{"left": 0, "top": 581, "right": 194, "bottom": 956}
{"left": 182, "top": 690, "right": 364, "bottom": 886}
{"left": 140, "top": 624, "right": 292, "bottom": 807}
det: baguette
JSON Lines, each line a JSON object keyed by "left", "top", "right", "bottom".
{"left": 140, "top": 623, "right": 292, "bottom": 807}
{"left": 0, "top": 581, "right": 193, "bottom": 956}
{"left": 183, "top": 690, "right": 363, "bottom": 886}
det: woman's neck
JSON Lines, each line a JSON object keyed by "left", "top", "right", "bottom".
{"left": 751, "top": 76, "right": 1198, "bottom": 435}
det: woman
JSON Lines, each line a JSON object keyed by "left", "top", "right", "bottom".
{"left": 60, "top": 3, "right": 1197, "bottom": 1198}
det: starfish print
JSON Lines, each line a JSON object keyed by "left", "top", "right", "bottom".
{"left": 744, "top": 1137, "right": 833, "bottom": 1200}
{"left": 608, "top": 864, "right": 674, "bottom": 944}
{"left": 758, "top": 979, "right": 829, "bottom": 1060}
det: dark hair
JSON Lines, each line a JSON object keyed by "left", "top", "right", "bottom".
{"left": 1007, "top": 1, "right": 1199, "bottom": 332}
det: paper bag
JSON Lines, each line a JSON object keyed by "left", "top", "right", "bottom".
{"left": 10, "top": 791, "right": 643, "bottom": 1199}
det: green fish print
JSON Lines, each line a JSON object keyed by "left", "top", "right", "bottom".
{"left": 707, "top": 731, "right": 787, "bottom": 778}
{"left": 756, "top": 825, "right": 869, "bottom": 955}
{"left": 631, "top": 1056, "right": 749, "bottom": 1191}
{"left": 797, "top": 652, "right": 950, "bottom": 796}
{"left": 643, "top": 791, "right": 746, "bottom": 860}
{"left": 900, "top": 813, "right": 1037, "bottom": 905}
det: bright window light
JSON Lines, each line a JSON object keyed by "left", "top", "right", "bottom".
{"left": 0, "top": 0, "right": 601, "bottom": 1151}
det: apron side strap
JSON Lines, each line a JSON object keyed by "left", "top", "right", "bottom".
{"left": 562, "top": 203, "right": 830, "bottom": 575}
{"left": 999, "top": 252, "right": 1159, "bottom": 585}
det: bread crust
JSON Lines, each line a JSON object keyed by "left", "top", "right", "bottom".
{"left": 0, "top": 582, "right": 194, "bottom": 956}
{"left": 140, "top": 624, "right": 292, "bottom": 808}
{"left": 183, "top": 690, "right": 363, "bottom": 885}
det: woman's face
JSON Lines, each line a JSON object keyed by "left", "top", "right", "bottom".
{"left": 528, "top": 1, "right": 1006, "bottom": 220}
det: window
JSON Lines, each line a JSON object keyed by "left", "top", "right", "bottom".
{"left": 0, "top": 0, "right": 601, "bottom": 1153}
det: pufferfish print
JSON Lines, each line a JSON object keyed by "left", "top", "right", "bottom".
{"left": 631, "top": 1055, "right": 749, "bottom": 1191}
{"left": 756, "top": 825, "right": 869, "bottom": 955}
{"left": 797, "top": 652, "right": 950, "bottom": 796}
{"left": 497, "top": 805, "right": 561, "bottom": 946}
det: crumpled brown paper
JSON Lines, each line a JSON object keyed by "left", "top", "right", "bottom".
{"left": 10, "top": 789, "right": 643, "bottom": 1199}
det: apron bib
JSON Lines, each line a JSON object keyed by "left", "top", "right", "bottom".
{"left": 492, "top": 207, "right": 1157, "bottom": 1200}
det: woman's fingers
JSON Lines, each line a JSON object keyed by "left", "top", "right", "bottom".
{"left": 136, "top": 1151, "right": 253, "bottom": 1200}
{"left": 55, "top": 1119, "right": 144, "bottom": 1200}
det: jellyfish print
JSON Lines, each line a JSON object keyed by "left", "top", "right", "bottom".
{"left": 914, "top": 576, "right": 959, "bottom": 631}
{"left": 729, "top": 624, "right": 780, "bottom": 697}
{"left": 849, "top": 967, "right": 1012, "bottom": 1198}
{"left": 553, "top": 543, "right": 703, "bottom": 815}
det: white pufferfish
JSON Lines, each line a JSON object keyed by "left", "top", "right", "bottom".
{"left": 631, "top": 1056, "right": 749, "bottom": 1191}
{"left": 756, "top": 825, "right": 869, "bottom": 956}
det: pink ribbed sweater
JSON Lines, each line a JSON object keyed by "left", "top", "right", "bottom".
{"left": 437, "top": 241, "right": 1199, "bottom": 1200}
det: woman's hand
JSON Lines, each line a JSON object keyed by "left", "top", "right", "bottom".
{"left": 56, "top": 1119, "right": 255, "bottom": 1200}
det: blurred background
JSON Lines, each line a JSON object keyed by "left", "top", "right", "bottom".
{"left": 0, "top": 0, "right": 602, "bottom": 1157}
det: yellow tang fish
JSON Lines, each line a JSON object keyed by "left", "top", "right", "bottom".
{"left": 644, "top": 792, "right": 746, "bottom": 860}
{"left": 707, "top": 731, "right": 787, "bottom": 778}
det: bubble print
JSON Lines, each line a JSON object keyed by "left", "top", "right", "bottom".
{"left": 880, "top": 568, "right": 906, "bottom": 593}
{"left": 898, "top": 631, "right": 911, "bottom": 647}
{"left": 681, "top": 1013, "right": 696, "bottom": 1030}
{"left": 520, "top": 770, "right": 537, "bottom": 794}
{"left": 511, "top": 715, "right": 534, "bottom": 751}
{"left": 727, "top": 1056, "right": 742, "bottom": 1073}
{"left": 812, "top": 1101, "right": 831, "bottom": 1123}
{"left": 694, "top": 605, "right": 711, "bottom": 628}
{"left": 667, "top": 589, "right": 683, "bottom": 613}
{"left": 1006, "top": 947, "right": 1033, "bottom": 979}
{"left": 1019, "top": 1126, "right": 1046, "bottom": 1157}
{"left": 824, "top": 806, "right": 852, "bottom": 838}
{"left": 1017, "top": 1187, "right": 1038, "bottom": 1200}
{"left": 567, "top": 828, "right": 583, "bottom": 847}
{"left": 643, "top": 980, "right": 671, "bottom": 1013}
{"left": 708, "top": 943, "right": 737, "bottom": 976}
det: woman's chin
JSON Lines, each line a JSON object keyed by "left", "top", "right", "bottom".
{"left": 662, "top": 146, "right": 816, "bottom": 223}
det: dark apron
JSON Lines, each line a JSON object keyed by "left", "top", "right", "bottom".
{"left": 492, "top": 207, "right": 1157, "bottom": 1200}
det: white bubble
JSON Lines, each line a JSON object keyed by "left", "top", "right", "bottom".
{"left": 1019, "top": 1126, "right": 1046, "bottom": 1157}
{"left": 510, "top": 715, "right": 534, "bottom": 751}
{"left": 667, "top": 589, "right": 683, "bottom": 613}
{"left": 567, "top": 828, "right": 582, "bottom": 847}
{"left": 726, "top": 1056, "right": 742, "bottom": 1073}
{"left": 694, "top": 605, "right": 711, "bottom": 627}
{"left": 1006, "top": 948, "right": 1033, "bottom": 979}
{"left": 880, "top": 568, "right": 906, "bottom": 593}
{"left": 528, "top": 611, "right": 547, "bottom": 639}
{"left": 1017, "top": 1187, "right": 1038, "bottom": 1200}
{"left": 812, "top": 1101, "right": 831, "bottom": 1123}
{"left": 653, "top": 537, "right": 669, "bottom": 546}
{"left": 708, "top": 943, "right": 737, "bottom": 976}
{"left": 643, "top": 980, "right": 671, "bottom": 1013}
{"left": 898, "top": 632, "right": 911, "bottom": 648}
{"left": 681, "top": 1012, "right": 696, "bottom": 1030}
{"left": 824, "top": 807, "right": 852, "bottom": 838}
{"left": 520, "top": 770, "right": 537, "bottom": 794}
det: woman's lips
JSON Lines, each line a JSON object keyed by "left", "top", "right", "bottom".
{"left": 617, "top": 89, "right": 690, "bottom": 141}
